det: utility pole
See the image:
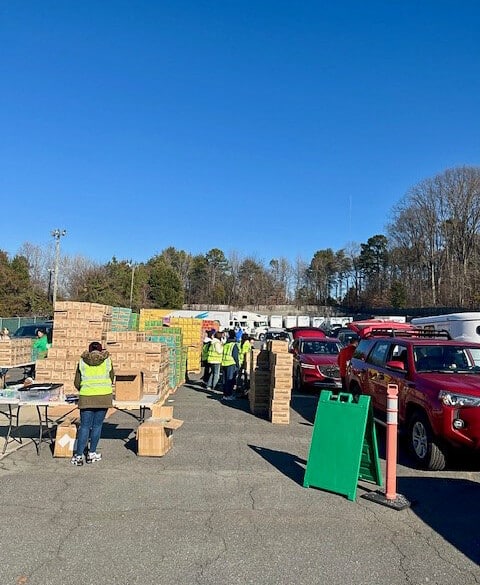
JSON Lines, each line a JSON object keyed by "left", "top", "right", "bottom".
{"left": 51, "top": 229, "right": 67, "bottom": 307}
{"left": 127, "top": 262, "right": 137, "bottom": 308}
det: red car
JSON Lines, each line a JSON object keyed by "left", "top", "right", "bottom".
{"left": 347, "top": 330, "right": 480, "bottom": 470}
{"left": 291, "top": 336, "right": 342, "bottom": 391}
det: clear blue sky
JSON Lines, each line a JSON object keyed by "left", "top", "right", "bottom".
{"left": 2, "top": 1, "right": 479, "bottom": 266}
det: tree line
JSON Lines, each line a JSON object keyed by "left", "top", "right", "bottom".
{"left": 1, "top": 166, "right": 479, "bottom": 317}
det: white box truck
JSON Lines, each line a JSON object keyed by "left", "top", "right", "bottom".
{"left": 411, "top": 312, "right": 480, "bottom": 343}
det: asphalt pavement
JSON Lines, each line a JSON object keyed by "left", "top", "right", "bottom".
{"left": 0, "top": 377, "right": 479, "bottom": 585}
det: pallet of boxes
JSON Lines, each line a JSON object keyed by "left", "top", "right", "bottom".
{"left": 34, "top": 301, "right": 174, "bottom": 457}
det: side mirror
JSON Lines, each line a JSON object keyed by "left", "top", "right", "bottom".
{"left": 386, "top": 360, "right": 405, "bottom": 371}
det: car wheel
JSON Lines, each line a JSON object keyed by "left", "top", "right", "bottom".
{"left": 407, "top": 411, "right": 447, "bottom": 471}
{"left": 293, "top": 368, "right": 303, "bottom": 392}
{"left": 259, "top": 333, "right": 265, "bottom": 342}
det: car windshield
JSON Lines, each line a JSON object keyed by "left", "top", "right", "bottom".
{"left": 301, "top": 340, "right": 340, "bottom": 355}
{"left": 414, "top": 345, "right": 480, "bottom": 372}
{"left": 267, "top": 332, "right": 289, "bottom": 341}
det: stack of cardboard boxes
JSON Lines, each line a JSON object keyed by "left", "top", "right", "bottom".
{"left": 0, "top": 338, "right": 33, "bottom": 365}
{"left": 268, "top": 340, "right": 293, "bottom": 424}
{"left": 35, "top": 301, "right": 112, "bottom": 394}
{"left": 248, "top": 341, "right": 293, "bottom": 424}
{"left": 248, "top": 349, "right": 272, "bottom": 417}
{"left": 105, "top": 331, "right": 170, "bottom": 397}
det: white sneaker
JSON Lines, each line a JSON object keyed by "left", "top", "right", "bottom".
{"left": 70, "top": 455, "right": 84, "bottom": 466}
{"left": 86, "top": 452, "right": 102, "bottom": 464}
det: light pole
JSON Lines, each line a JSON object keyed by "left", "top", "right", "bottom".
{"left": 47, "top": 268, "right": 53, "bottom": 303}
{"left": 51, "top": 229, "right": 67, "bottom": 307}
{"left": 127, "top": 262, "right": 137, "bottom": 308}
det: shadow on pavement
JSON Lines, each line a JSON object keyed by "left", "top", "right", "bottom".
{"left": 248, "top": 444, "right": 306, "bottom": 486}
{"left": 397, "top": 476, "right": 480, "bottom": 566}
{"left": 290, "top": 393, "right": 318, "bottom": 424}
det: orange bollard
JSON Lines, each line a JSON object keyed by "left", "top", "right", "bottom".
{"left": 386, "top": 383, "right": 399, "bottom": 500}
{"left": 362, "top": 383, "right": 411, "bottom": 510}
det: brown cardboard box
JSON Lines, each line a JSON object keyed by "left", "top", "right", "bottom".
{"left": 137, "top": 416, "right": 183, "bottom": 456}
{"left": 114, "top": 370, "right": 144, "bottom": 401}
{"left": 53, "top": 422, "right": 77, "bottom": 457}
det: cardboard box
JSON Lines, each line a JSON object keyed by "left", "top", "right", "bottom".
{"left": 53, "top": 422, "right": 77, "bottom": 457}
{"left": 114, "top": 370, "right": 144, "bottom": 401}
{"left": 137, "top": 416, "right": 183, "bottom": 457}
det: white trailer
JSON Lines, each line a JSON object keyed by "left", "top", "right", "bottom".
{"left": 411, "top": 312, "right": 480, "bottom": 343}
{"left": 311, "top": 316, "right": 324, "bottom": 328}
{"left": 297, "top": 315, "right": 311, "bottom": 327}
{"left": 283, "top": 315, "right": 297, "bottom": 328}
{"left": 269, "top": 315, "right": 283, "bottom": 328}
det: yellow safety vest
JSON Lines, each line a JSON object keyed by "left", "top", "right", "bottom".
{"left": 207, "top": 340, "right": 223, "bottom": 364}
{"left": 221, "top": 341, "right": 237, "bottom": 367}
{"left": 78, "top": 358, "right": 113, "bottom": 396}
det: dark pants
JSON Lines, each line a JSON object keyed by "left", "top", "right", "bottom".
{"left": 75, "top": 408, "right": 107, "bottom": 456}
{"left": 202, "top": 362, "right": 211, "bottom": 383}
{"left": 222, "top": 365, "right": 237, "bottom": 397}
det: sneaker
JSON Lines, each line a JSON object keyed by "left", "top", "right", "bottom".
{"left": 70, "top": 455, "right": 84, "bottom": 466}
{"left": 86, "top": 452, "right": 102, "bottom": 464}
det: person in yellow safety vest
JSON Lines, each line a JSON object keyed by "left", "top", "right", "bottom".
{"left": 206, "top": 332, "right": 224, "bottom": 391}
{"left": 221, "top": 329, "right": 240, "bottom": 401}
{"left": 237, "top": 333, "right": 253, "bottom": 395}
{"left": 201, "top": 329, "right": 217, "bottom": 385}
{"left": 71, "top": 341, "right": 114, "bottom": 466}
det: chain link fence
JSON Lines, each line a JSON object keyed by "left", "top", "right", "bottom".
{"left": 0, "top": 316, "right": 50, "bottom": 335}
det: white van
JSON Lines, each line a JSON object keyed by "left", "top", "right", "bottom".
{"left": 411, "top": 312, "right": 480, "bottom": 343}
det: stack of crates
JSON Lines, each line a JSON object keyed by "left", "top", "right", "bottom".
{"left": 138, "top": 309, "right": 172, "bottom": 332}
{"left": 129, "top": 312, "right": 139, "bottom": 331}
{"left": 144, "top": 323, "right": 184, "bottom": 390}
{"left": 165, "top": 317, "right": 203, "bottom": 373}
{"left": 111, "top": 307, "right": 132, "bottom": 332}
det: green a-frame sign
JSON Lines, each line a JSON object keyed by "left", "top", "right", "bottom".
{"left": 303, "top": 391, "right": 382, "bottom": 501}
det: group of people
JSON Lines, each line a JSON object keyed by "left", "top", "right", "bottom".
{"left": 200, "top": 328, "right": 254, "bottom": 401}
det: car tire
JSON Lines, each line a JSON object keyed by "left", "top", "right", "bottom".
{"left": 407, "top": 411, "right": 447, "bottom": 471}
{"left": 259, "top": 333, "right": 265, "bottom": 342}
{"left": 293, "top": 368, "right": 303, "bottom": 392}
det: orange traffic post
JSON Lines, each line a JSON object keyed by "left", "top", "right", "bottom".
{"left": 386, "top": 383, "right": 399, "bottom": 500}
{"left": 362, "top": 383, "right": 411, "bottom": 510}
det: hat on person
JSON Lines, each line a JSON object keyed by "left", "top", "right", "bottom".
{"left": 88, "top": 341, "right": 103, "bottom": 352}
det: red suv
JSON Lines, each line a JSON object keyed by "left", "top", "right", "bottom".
{"left": 347, "top": 330, "right": 480, "bottom": 470}
{"left": 292, "top": 337, "right": 342, "bottom": 391}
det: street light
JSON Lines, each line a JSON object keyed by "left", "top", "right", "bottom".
{"left": 51, "top": 229, "right": 67, "bottom": 307}
{"left": 127, "top": 262, "right": 137, "bottom": 308}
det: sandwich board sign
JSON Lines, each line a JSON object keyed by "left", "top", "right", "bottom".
{"left": 303, "top": 391, "right": 382, "bottom": 501}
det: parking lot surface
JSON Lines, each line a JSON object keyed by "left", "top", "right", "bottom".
{"left": 0, "top": 379, "right": 479, "bottom": 585}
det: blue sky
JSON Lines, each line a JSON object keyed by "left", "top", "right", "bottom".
{"left": 1, "top": 1, "right": 479, "bottom": 267}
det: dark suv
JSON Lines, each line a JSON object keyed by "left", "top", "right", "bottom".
{"left": 347, "top": 331, "right": 480, "bottom": 470}
{"left": 12, "top": 321, "right": 53, "bottom": 344}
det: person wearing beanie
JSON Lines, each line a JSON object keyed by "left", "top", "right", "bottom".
{"left": 71, "top": 341, "right": 114, "bottom": 466}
